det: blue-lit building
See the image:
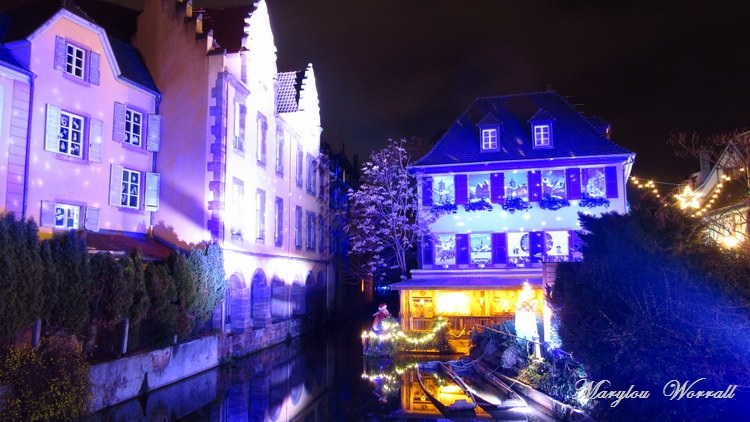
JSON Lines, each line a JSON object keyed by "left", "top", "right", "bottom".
{"left": 391, "top": 91, "right": 635, "bottom": 344}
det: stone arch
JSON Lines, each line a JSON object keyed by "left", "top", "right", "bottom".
{"left": 270, "top": 275, "right": 289, "bottom": 323}
{"left": 227, "top": 273, "right": 247, "bottom": 332}
{"left": 251, "top": 269, "right": 271, "bottom": 328}
{"left": 315, "top": 270, "right": 326, "bottom": 315}
{"left": 291, "top": 276, "right": 305, "bottom": 317}
{"left": 304, "top": 271, "right": 316, "bottom": 315}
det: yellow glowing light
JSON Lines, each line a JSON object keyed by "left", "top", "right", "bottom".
{"left": 722, "top": 235, "right": 741, "bottom": 248}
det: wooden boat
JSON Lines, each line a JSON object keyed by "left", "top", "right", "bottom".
{"left": 445, "top": 360, "right": 527, "bottom": 411}
{"left": 416, "top": 361, "right": 477, "bottom": 418}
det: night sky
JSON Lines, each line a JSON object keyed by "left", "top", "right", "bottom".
{"left": 11, "top": 0, "right": 750, "bottom": 185}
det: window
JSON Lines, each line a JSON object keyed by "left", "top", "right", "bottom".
{"left": 432, "top": 175, "right": 455, "bottom": 205}
{"left": 481, "top": 128, "right": 497, "bottom": 150}
{"left": 534, "top": 124, "right": 551, "bottom": 147}
{"left": 230, "top": 179, "right": 244, "bottom": 239}
{"left": 468, "top": 173, "right": 491, "bottom": 202}
{"left": 256, "top": 189, "right": 266, "bottom": 242}
{"left": 54, "top": 37, "right": 100, "bottom": 85}
{"left": 55, "top": 203, "right": 80, "bottom": 229}
{"left": 256, "top": 113, "right": 267, "bottom": 164}
{"left": 544, "top": 231, "right": 569, "bottom": 262}
{"left": 318, "top": 214, "right": 325, "bottom": 253}
{"left": 275, "top": 197, "right": 283, "bottom": 247}
{"left": 120, "top": 168, "right": 141, "bottom": 209}
{"left": 234, "top": 102, "right": 246, "bottom": 152}
{"left": 306, "top": 154, "right": 316, "bottom": 195}
{"left": 296, "top": 144, "right": 303, "bottom": 187}
{"left": 58, "top": 110, "right": 84, "bottom": 158}
{"left": 306, "top": 211, "right": 316, "bottom": 250}
{"left": 275, "top": 127, "right": 284, "bottom": 175}
{"left": 125, "top": 108, "right": 142, "bottom": 147}
{"left": 581, "top": 167, "right": 606, "bottom": 198}
{"left": 319, "top": 165, "right": 327, "bottom": 200}
{"left": 504, "top": 171, "right": 529, "bottom": 200}
{"left": 470, "top": 233, "right": 492, "bottom": 265}
{"left": 541, "top": 169, "right": 566, "bottom": 198}
{"left": 507, "top": 232, "right": 530, "bottom": 266}
{"left": 294, "top": 206, "right": 302, "bottom": 248}
{"left": 435, "top": 234, "right": 456, "bottom": 265}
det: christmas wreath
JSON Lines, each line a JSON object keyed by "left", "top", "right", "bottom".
{"left": 464, "top": 198, "right": 494, "bottom": 212}
{"left": 432, "top": 202, "right": 458, "bottom": 214}
{"left": 501, "top": 197, "right": 532, "bottom": 214}
{"left": 538, "top": 194, "right": 571, "bottom": 210}
{"left": 578, "top": 192, "right": 610, "bottom": 208}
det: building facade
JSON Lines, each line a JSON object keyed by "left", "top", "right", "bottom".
{"left": 392, "top": 91, "right": 635, "bottom": 344}
{"left": 133, "top": 0, "right": 331, "bottom": 333}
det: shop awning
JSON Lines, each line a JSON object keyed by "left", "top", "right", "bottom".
{"left": 388, "top": 276, "right": 542, "bottom": 291}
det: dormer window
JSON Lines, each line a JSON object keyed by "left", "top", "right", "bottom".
{"left": 481, "top": 128, "right": 498, "bottom": 150}
{"left": 533, "top": 124, "right": 551, "bottom": 147}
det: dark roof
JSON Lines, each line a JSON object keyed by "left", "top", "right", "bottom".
{"left": 108, "top": 36, "right": 158, "bottom": 94}
{"left": 83, "top": 231, "right": 176, "bottom": 261}
{"left": 0, "top": 0, "right": 138, "bottom": 43}
{"left": 413, "top": 91, "right": 633, "bottom": 167}
{"left": 0, "top": 44, "right": 29, "bottom": 74}
{"left": 197, "top": 4, "right": 257, "bottom": 54}
{"left": 276, "top": 70, "right": 304, "bottom": 113}
{"left": 389, "top": 276, "right": 542, "bottom": 290}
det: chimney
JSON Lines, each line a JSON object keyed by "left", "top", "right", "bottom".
{"left": 699, "top": 149, "right": 711, "bottom": 184}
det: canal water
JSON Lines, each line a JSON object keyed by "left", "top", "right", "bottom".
{"left": 84, "top": 316, "right": 557, "bottom": 422}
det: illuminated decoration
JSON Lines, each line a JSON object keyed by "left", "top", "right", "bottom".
{"left": 578, "top": 192, "right": 610, "bottom": 209}
{"left": 501, "top": 196, "right": 532, "bottom": 213}
{"left": 463, "top": 198, "right": 494, "bottom": 212}
{"left": 722, "top": 235, "right": 741, "bottom": 248}
{"left": 432, "top": 202, "right": 458, "bottom": 214}
{"left": 629, "top": 176, "right": 665, "bottom": 198}
{"left": 538, "top": 194, "right": 570, "bottom": 211}
{"left": 361, "top": 318, "right": 453, "bottom": 355}
{"left": 674, "top": 183, "right": 702, "bottom": 210}
{"left": 435, "top": 292, "right": 470, "bottom": 315}
{"left": 514, "top": 282, "right": 539, "bottom": 341}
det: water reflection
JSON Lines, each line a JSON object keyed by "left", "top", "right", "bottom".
{"left": 84, "top": 323, "right": 556, "bottom": 421}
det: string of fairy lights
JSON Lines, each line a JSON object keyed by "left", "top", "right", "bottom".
{"left": 630, "top": 174, "right": 736, "bottom": 218}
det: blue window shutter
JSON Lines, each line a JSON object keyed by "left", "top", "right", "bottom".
{"left": 528, "top": 171, "right": 542, "bottom": 202}
{"left": 88, "top": 51, "right": 100, "bottom": 85}
{"left": 566, "top": 168, "right": 581, "bottom": 200}
{"left": 456, "top": 234, "right": 469, "bottom": 264}
{"left": 54, "top": 37, "right": 66, "bottom": 71}
{"left": 491, "top": 232, "right": 507, "bottom": 265}
{"left": 490, "top": 172, "right": 504, "bottom": 204}
{"left": 89, "top": 118, "right": 103, "bottom": 163}
{"left": 113, "top": 103, "right": 126, "bottom": 142}
{"left": 570, "top": 230, "right": 583, "bottom": 260}
{"left": 455, "top": 175, "right": 468, "bottom": 205}
{"left": 530, "top": 231, "right": 544, "bottom": 263}
{"left": 605, "top": 166, "right": 619, "bottom": 198}
{"left": 147, "top": 114, "right": 162, "bottom": 152}
{"left": 422, "top": 235, "right": 434, "bottom": 265}
{"left": 422, "top": 176, "right": 433, "bottom": 206}
{"left": 45, "top": 104, "right": 61, "bottom": 153}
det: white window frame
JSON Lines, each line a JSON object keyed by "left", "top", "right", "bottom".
{"left": 481, "top": 128, "right": 497, "bottom": 150}
{"left": 534, "top": 124, "right": 551, "bottom": 147}
{"left": 125, "top": 108, "right": 143, "bottom": 147}
{"left": 275, "top": 127, "right": 284, "bottom": 175}
{"left": 256, "top": 113, "right": 267, "bottom": 164}
{"left": 55, "top": 203, "right": 81, "bottom": 229}
{"left": 274, "top": 197, "right": 283, "bottom": 247}
{"left": 59, "top": 110, "right": 85, "bottom": 158}
{"left": 121, "top": 168, "right": 141, "bottom": 209}
{"left": 65, "top": 43, "right": 86, "bottom": 79}
{"left": 256, "top": 189, "right": 266, "bottom": 242}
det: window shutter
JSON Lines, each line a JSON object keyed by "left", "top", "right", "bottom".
{"left": 528, "top": 171, "right": 542, "bottom": 202}
{"left": 147, "top": 114, "right": 161, "bottom": 152}
{"left": 88, "top": 51, "right": 100, "bottom": 85}
{"left": 569, "top": 230, "right": 583, "bottom": 260}
{"left": 529, "top": 231, "right": 544, "bottom": 263}
{"left": 275, "top": 197, "right": 284, "bottom": 247}
{"left": 145, "top": 172, "right": 160, "bottom": 211}
{"left": 113, "top": 102, "right": 126, "bottom": 142}
{"left": 490, "top": 172, "right": 504, "bottom": 204}
{"left": 605, "top": 166, "right": 619, "bottom": 198}
{"left": 421, "top": 176, "right": 433, "bottom": 206}
{"left": 454, "top": 175, "right": 468, "bottom": 205}
{"left": 456, "top": 234, "right": 470, "bottom": 264}
{"left": 45, "top": 104, "right": 61, "bottom": 153}
{"left": 41, "top": 200, "right": 56, "bottom": 227}
{"left": 109, "top": 164, "right": 123, "bottom": 206}
{"left": 54, "top": 36, "right": 66, "bottom": 71}
{"left": 85, "top": 206, "right": 100, "bottom": 232}
{"left": 566, "top": 168, "right": 581, "bottom": 200}
{"left": 422, "top": 235, "right": 434, "bottom": 265}
{"left": 89, "top": 118, "right": 103, "bottom": 163}
{"left": 491, "top": 232, "right": 507, "bottom": 265}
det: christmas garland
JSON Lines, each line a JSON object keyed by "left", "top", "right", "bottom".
{"left": 432, "top": 202, "right": 458, "bottom": 214}
{"left": 578, "top": 193, "right": 610, "bottom": 208}
{"left": 538, "top": 194, "right": 571, "bottom": 210}
{"left": 501, "top": 197, "right": 532, "bottom": 214}
{"left": 464, "top": 198, "right": 494, "bottom": 212}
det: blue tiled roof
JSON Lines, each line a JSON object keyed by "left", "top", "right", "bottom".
{"left": 413, "top": 91, "right": 633, "bottom": 167}
{"left": 0, "top": 44, "right": 29, "bottom": 74}
{"left": 108, "top": 36, "right": 158, "bottom": 94}
{"left": 276, "top": 70, "right": 303, "bottom": 114}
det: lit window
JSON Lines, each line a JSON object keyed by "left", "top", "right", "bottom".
{"left": 275, "top": 127, "right": 284, "bottom": 175}
{"left": 256, "top": 189, "right": 266, "bottom": 242}
{"left": 534, "top": 125, "right": 550, "bottom": 146}
{"left": 435, "top": 234, "right": 456, "bottom": 265}
{"left": 121, "top": 168, "right": 141, "bottom": 209}
{"left": 55, "top": 203, "right": 80, "bottom": 229}
{"left": 124, "top": 108, "right": 142, "bottom": 147}
{"left": 234, "top": 102, "right": 245, "bottom": 152}
{"left": 581, "top": 167, "right": 606, "bottom": 198}
{"left": 230, "top": 179, "right": 244, "bottom": 239}
{"left": 432, "top": 176, "right": 455, "bottom": 205}
{"left": 481, "top": 128, "right": 497, "bottom": 150}
{"left": 58, "top": 110, "right": 84, "bottom": 158}
{"left": 65, "top": 44, "right": 85, "bottom": 79}
{"left": 470, "top": 233, "right": 491, "bottom": 265}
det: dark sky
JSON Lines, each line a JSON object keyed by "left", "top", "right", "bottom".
{"left": 265, "top": 0, "right": 750, "bottom": 184}
{"left": 10, "top": 0, "right": 750, "bottom": 184}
